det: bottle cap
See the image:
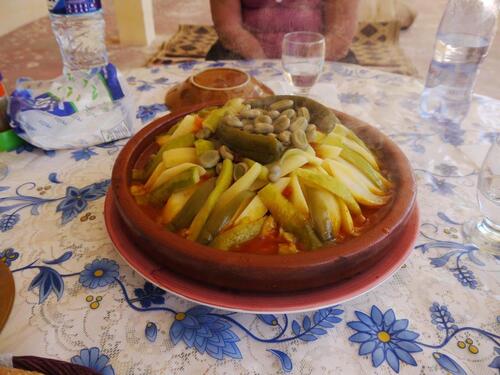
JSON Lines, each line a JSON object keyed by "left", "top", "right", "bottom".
{"left": 0, "top": 130, "right": 25, "bottom": 152}
{"left": 47, "top": 0, "right": 102, "bottom": 14}
{"left": 47, "top": 0, "right": 66, "bottom": 14}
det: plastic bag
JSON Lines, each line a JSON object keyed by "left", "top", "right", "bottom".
{"left": 8, "top": 63, "right": 133, "bottom": 150}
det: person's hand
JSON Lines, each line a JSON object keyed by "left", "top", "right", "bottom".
{"left": 237, "top": 40, "right": 267, "bottom": 59}
{"left": 323, "top": 0, "right": 359, "bottom": 60}
{"left": 324, "top": 33, "right": 352, "bottom": 61}
{"left": 211, "top": 0, "right": 268, "bottom": 59}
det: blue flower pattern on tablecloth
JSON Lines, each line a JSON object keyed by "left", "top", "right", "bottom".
{"left": 348, "top": 306, "right": 422, "bottom": 373}
{"left": 9, "top": 247, "right": 500, "bottom": 373}
{"left": 3, "top": 61, "right": 500, "bottom": 374}
{"left": 416, "top": 239, "right": 483, "bottom": 290}
{"left": 435, "top": 163, "right": 458, "bottom": 176}
{"left": 134, "top": 281, "right": 166, "bottom": 308}
{"left": 79, "top": 258, "right": 119, "bottom": 289}
{"left": 0, "top": 180, "right": 110, "bottom": 230}
{"left": 429, "top": 303, "right": 458, "bottom": 333}
{"left": 0, "top": 247, "right": 19, "bottom": 267}
{"left": 481, "top": 131, "right": 500, "bottom": 143}
{"left": 12, "top": 143, "right": 56, "bottom": 157}
{"left": 15, "top": 143, "right": 34, "bottom": 154}
{"left": 427, "top": 175, "right": 456, "bottom": 195}
{"left": 490, "top": 347, "right": 500, "bottom": 370}
{"left": 28, "top": 266, "right": 65, "bottom": 303}
{"left": 338, "top": 92, "right": 369, "bottom": 105}
{"left": 178, "top": 61, "right": 198, "bottom": 71}
{"left": 56, "top": 180, "right": 110, "bottom": 224}
{"left": 436, "top": 122, "right": 465, "bottom": 146}
{"left": 145, "top": 322, "right": 158, "bottom": 342}
{"left": 432, "top": 352, "right": 468, "bottom": 375}
{"left": 0, "top": 213, "right": 19, "bottom": 232}
{"left": 136, "top": 104, "right": 168, "bottom": 124}
{"left": 169, "top": 305, "right": 242, "bottom": 360}
{"left": 71, "top": 147, "right": 97, "bottom": 161}
{"left": 71, "top": 347, "right": 115, "bottom": 375}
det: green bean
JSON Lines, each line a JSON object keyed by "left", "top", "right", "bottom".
{"left": 340, "top": 147, "right": 389, "bottom": 190}
{"left": 188, "top": 159, "right": 234, "bottom": 241}
{"left": 143, "top": 133, "right": 195, "bottom": 181}
{"left": 305, "top": 187, "right": 334, "bottom": 241}
{"left": 148, "top": 167, "right": 200, "bottom": 207}
{"left": 167, "top": 122, "right": 180, "bottom": 135}
{"left": 258, "top": 183, "right": 322, "bottom": 250}
{"left": 194, "top": 139, "right": 215, "bottom": 156}
{"left": 210, "top": 217, "right": 266, "bottom": 251}
{"left": 169, "top": 178, "right": 216, "bottom": 231}
{"left": 198, "top": 190, "right": 255, "bottom": 244}
{"left": 296, "top": 168, "right": 362, "bottom": 216}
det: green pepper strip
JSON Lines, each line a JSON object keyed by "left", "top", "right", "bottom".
{"left": 198, "top": 190, "right": 255, "bottom": 244}
{"left": 169, "top": 178, "right": 216, "bottom": 231}
{"left": 216, "top": 124, "right": 284, "bottom": 164}
{"left": 188, "top": 159, "right": 234, "bottom": 241}
{"left": 202, "top": 108, "right": 226, "bottom": 132}
{"left": 194, "top": 139, "right": 215, "bottom": 156}
{"left": 152, "top": 122, "right": 181, "bottom": 141}
{"left": 340, "top": 147, "right": 388, "bottom": 190}
{"left": 148, "top": 167, "right": 199, "bottom": 207}
{"left": 210, "top": 217, "right": 266, "bottom": 251}
{"left": 306, "top": 187, "right": 334, "bottom": 242}
{"left": 167, "top": 122, "right": 180, "bottom": 135}
{"left": 258, "top": 183, "right": 322, "bottom": 250}
{"left": 143, "top": 133, "right": 195, "bottom": 181}
{"left": 296, "top": 168, "right": 362, "bottom": 216}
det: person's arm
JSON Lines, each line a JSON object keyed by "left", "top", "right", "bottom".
{"left": 210, "top": 0, "right": 266, "bottom": 59}
{"left": 323, "top": 0, "right": 359, "bottom": 60}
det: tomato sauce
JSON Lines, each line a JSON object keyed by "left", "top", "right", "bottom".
{"left": 133, "top": 140, "right": 395, "bottom": 255}
{"left": 136, "top": 192, "right": 391, "bottom": 254}
{"left": 281, "top": 185, "right": 293, "bottom": 199}
{"left": 232, "top": 235, "right": 284, "bottom": 255}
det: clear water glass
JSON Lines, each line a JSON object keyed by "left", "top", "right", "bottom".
{"left": 462, "top": 135, "right": 500, "bottom": 255}
{"left": 282, "top": 31, "right": 325, "bottom": 95}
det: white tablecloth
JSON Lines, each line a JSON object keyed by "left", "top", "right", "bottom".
{"left": 0, "top": 60, "right": 499, "bottom": 374}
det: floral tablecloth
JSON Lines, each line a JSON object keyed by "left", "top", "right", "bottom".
{"left": 0, "top": 60, "right": 499, "bottom": 375}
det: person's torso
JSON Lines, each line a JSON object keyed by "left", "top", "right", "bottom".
{"left": 241, "top": 0, "right": 323, "bottom": 58}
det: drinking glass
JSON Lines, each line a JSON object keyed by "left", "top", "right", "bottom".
{"left": 282, "top": 31, "right": 325, "bottom": 95}
{"left": 462, "top": 135, "right": 500, "bottom": 255}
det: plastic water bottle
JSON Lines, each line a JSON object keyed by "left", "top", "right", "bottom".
{"left": 48, "top": 0, "right": 107, "bottom": 72}
{"left": 420, "top": 0, "right": 498, "bottom": 124}
{"left": 8, "top": 0, "right": 135, "bottom": 150}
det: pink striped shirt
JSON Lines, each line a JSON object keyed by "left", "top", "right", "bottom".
{"left": 242, "top": 0, "right": 323, "bottom": 58}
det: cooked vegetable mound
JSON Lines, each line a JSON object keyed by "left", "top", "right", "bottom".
{"left": 131, "top": 96, "right": 392, "bottom": 254}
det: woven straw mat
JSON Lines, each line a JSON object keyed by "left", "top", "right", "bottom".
{"left": 148, "top": 23, "right": 417, "bottom": 76}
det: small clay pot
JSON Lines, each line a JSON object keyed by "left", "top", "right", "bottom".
{"left": 165, "top": 68, "right": 273, "bottom": 111}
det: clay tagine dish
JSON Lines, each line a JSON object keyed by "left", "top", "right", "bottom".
{"left": 111, "top": 95, "right": 416, "bottom": 293}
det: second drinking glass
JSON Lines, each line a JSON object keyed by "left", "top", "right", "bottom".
{"left": 282, "top": 31, "right": 325, "bottom": 95}
{"left": 462, "top": 135, "right": 500, "bottom": 255}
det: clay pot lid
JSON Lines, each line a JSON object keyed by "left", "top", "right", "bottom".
{"left": 190, "top": 68, "right": 251, "bottom": 90}
{"left": 165, "top": 67, "right": 273, "bottom": 112}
